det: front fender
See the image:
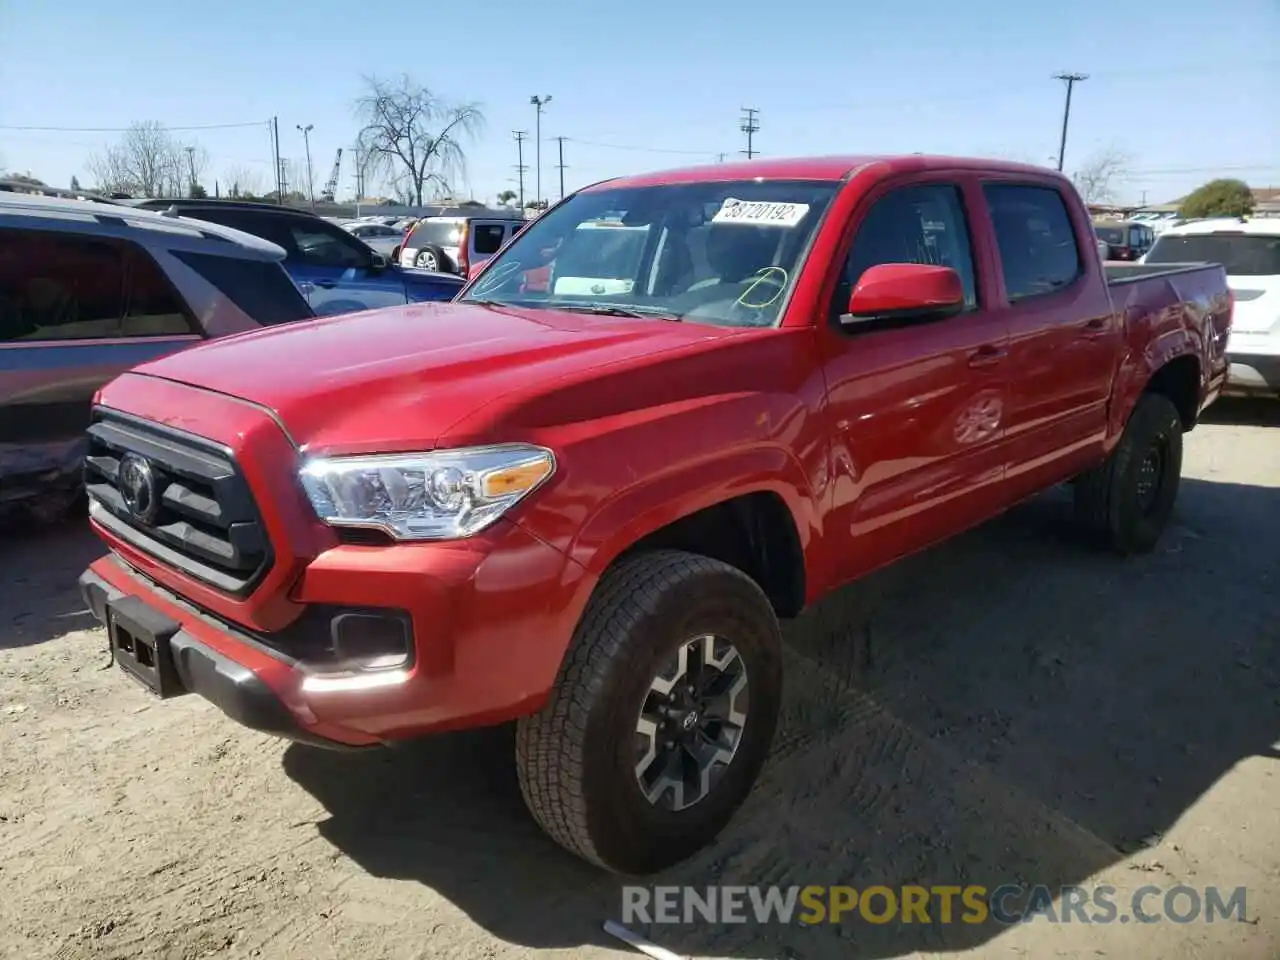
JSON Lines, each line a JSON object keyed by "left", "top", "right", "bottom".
{"left": 560, "top": 442, "right": 820, "bottom": 584}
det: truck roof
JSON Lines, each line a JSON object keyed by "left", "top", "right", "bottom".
{"left": 589, "top": 154, "right": 1067, "bottom": 190}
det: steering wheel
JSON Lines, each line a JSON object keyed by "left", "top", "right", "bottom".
{"left": 725, "top": 267, "right": 788, "bottom": 325}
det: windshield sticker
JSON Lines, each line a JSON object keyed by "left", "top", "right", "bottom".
{"left": 712, "top": 198, "right": 810, "bottom": 227}
{"left": 552, "top": 277, "right": 635, "bottom": 296}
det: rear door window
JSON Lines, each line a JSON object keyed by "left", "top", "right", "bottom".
{"left": 0, "top": 228, "right": 124, "bottom": 341}
{"left": 983, "top": 184, "right": 1082, "bottom": 301}
{"left": 0, "top": 229, "right": 191, "bottom": 341}
{"left": 471, "top": 223, "right": 508, "bottom": 256}
{"left": 172, "top": 251, "right": 314, "bottom": 325}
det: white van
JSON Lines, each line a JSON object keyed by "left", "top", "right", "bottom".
{"left": 1143, "top": 218, "right": 1280, "bottom": 397}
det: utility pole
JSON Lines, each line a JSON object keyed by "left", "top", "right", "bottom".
{"left": 555, "top": 136, "right": 567, "bottom": 200}
{"left": 278, "top": 157, "right": 289, "bottom": 200}
{"left": 1052, "top": 73, "right": 1088, "bottom": 172}
{"left": 513, "top": 130, "right": 529, "bottom": 210}
{"left": 717, "top": 152, "right": 727, "bottom": 163}
{"left": 271, "top": 116, "right": 282, "bottom": 203}
{"left": 739, "top": 107, "right": 760, "bottom": 159}
{"left": 296, "top": 123, "right": 315, "bottom": 209}
{"left": 184, "top": 145, "right": 196, "bottom": 197}
{"left": 530, "top": 95, "right": 552, "bottom": 209}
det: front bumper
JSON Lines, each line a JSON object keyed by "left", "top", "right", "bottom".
{"left": 80, "top": 517, "right": 593, "bottom": 747}
{"left": 1225, "top": 352, "right": 1280, "bottom": 395}
{"left": 80, "top": 565, "right": 360, "bottom": 750}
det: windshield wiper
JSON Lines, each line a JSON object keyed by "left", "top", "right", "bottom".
{"left": 554, "top": 302, "right": 683, "bottom": 322}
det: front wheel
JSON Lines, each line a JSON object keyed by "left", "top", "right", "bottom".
{"left": 1074, "top": 392, "right": 1184, "bottom": 554}
{"left": 515, "top": 550, "right": 783, "bottom": 874}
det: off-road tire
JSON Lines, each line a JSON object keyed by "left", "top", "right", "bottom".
{"left": 1074, "top": 392, "right": 1184, "bottom": 555}
{"left": 515, "top": 549, "right": 783, "bottom": 875}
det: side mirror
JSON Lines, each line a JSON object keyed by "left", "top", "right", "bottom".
{"left": 843, "top": 263, "right": 965, "bottom": 326}
{"left": 369, "top": 252, "right": 389, "bottom": 272}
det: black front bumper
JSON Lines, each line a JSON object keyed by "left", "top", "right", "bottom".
{"left": 78, "top": 567, "right": 364, "bottom": 751}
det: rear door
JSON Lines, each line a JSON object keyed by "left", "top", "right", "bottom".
{"left": 979, "top": 181, "right": 1118, "bottom": 490}
{"left": 0, "top": 228, "right": 200, "bottom": 499}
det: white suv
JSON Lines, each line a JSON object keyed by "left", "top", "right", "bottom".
{"left": 1143, "top": 217, "right": 1280, "bottom": 398}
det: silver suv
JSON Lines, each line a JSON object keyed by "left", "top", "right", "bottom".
{"left": 399, "top": 213, "right": 525, "bottom": 275}
{"left": 0, "top": 194, "right": 314, "bottom": 523}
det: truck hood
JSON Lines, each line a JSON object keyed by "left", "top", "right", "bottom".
{"left": 128, "top": 301, "right": 731, "bottom": 454}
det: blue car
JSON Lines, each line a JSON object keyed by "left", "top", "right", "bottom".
{"left": 133, "top": 200, "right": 463, "bottom": 315}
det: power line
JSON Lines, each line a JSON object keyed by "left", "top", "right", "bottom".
{"left": 0, "top": 120, "right": 270, "bottom": 133}
{"left": 739, "top": 107, "right": 760, "bottom": 159}
{"left": 1052, "top": 72, "right": 1088, "bottom": 172}
{"left": 558, "top": 137, "right": 714, "bottom": 157}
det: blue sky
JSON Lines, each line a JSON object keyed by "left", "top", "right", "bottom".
{"left": 1, "top": 0, "right": 1276, "bottom": 205}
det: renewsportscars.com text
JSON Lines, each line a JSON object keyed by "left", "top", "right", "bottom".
{"left": 622, "top": 884, "right": 1248, "bottom": 926}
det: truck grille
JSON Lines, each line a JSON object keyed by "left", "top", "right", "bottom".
{"left": 84, "top": 410, "right": 273, "bottom": 596}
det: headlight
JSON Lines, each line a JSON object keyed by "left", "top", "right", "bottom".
{"left": 298, "top": 444, "right": 555, "bottom": 541}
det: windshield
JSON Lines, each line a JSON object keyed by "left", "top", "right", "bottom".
{"left": 1095, "top": 226, "right": 1126, "bottom": 244}
{"left": 459, "top": 179, "right": 839, "bottom": 327}
{"left": 1145, "top": 233, "right": 1280, "bottom": 276}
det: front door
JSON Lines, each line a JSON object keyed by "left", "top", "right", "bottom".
{"left": 817, "top": 178, "right": 1011, "bottom": 585}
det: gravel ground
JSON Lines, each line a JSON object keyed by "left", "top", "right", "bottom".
{"left": 1, "top": 398, "right": 1277, "bottom": 960}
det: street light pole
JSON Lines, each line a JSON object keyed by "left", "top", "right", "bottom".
{"left": 530, "top": 95, "right": 552, "bottom": 209}
{"left": 296, "top": 123, "right": 316, "bottom": 209}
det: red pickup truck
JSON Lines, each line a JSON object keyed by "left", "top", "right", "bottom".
{"left": 79, "top": 155, "right": 1231, "bottom": 875}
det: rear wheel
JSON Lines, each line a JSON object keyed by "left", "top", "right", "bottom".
{"left": 1074, "top": 392, "right": 1184, "bottom": 554}
{"left": 414, "top": 246, "right": 447, "bottom": 271}
{"left": 515, "top": 550, "right": 783, "bottom": 874}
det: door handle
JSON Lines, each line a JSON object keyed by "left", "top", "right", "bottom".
{"left": 315, "top": 280, "right": 338, "bottom": 289}
{"left": 967, "top": 344, "right": 1007, "bottom": 368}
{"left": 1080, "top": 317, "right": 1108, "bottom": 339}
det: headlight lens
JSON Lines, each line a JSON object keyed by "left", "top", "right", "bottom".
{"left": 298, "top": 444, "right": 555, "bottom": 541}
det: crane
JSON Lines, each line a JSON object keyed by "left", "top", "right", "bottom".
{"left": 320, "top": 148, "right": 342, "bottom": 203}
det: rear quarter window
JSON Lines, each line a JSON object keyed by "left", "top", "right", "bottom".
{"left": 172, "top": 251, "right": 313, "bottom": 325}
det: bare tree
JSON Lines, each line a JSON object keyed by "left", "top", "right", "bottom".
{"left": 355, "top": 74, "right": 483, "bottom": 206}
{"left": 85, "top": 122, "right": 208, "bottom": 198}
{"left": 1071, "top": 147, "right": 1131, "bottom": 205}
{"left": 224, "top": 165, "right": 264, "bottom": 198}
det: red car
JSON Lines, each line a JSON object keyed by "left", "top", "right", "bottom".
{"left": 80, "top": 154, "right": 1231, "bottom": 875}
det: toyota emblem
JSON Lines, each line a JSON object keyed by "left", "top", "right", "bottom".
{"left": 118, "top": 453, "right": 159, "bottom": 525}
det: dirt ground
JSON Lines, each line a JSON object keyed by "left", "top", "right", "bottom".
{"left": 1, "top": 399, "right": 1277, "bottom": 960}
